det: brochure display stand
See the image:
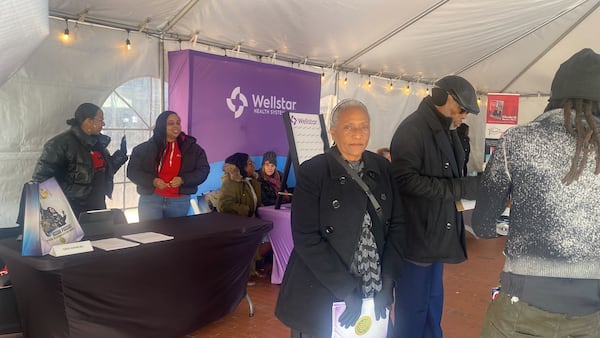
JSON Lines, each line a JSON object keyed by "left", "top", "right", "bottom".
{"left": 276, "top": 112, "right": 329, "bottom": 209}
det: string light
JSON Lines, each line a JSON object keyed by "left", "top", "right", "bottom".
{"left": 426, "top": 87, "right": 430, "bottom": 95}
{"left": 402, "top": 84, "right": 411, "bottom": 95}
{"left": 321, "top": 68, "right": 325, "bottom": 80}
{"left": 344, "top": 73, "right": 348, "bottom": 85}
{"left": 63, "top": 19, "right": 70, "bottom": 41}
{"left": 368, "top": 76, "right": 372, "bottom": 88}
{"left": 126, "top": 30, "right": 131, "bottom": 50}
{"left": 477, "top": 96, "right": 482, "bottom": 105}
{"left": 389, "top": 80, "right": 393, "bottom": 89}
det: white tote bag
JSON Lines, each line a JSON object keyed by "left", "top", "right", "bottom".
{"left": 331, "top": 298, "right": 389, "bottom": 338}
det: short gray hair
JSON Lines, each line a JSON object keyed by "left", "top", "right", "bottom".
{"left": 329, "top": 99, "right": 370, "bottom": 128}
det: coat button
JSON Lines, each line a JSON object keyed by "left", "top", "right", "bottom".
{"left": 381, "top": 193, "right": 387, "bottom": 201}
{"left": 446, "top": 222, "right": 452, "bottom": 230}
{"left": 332, "top": 200, "right": 341, "bottom": 209}
{"left": 325, "top": 226, "right": 334, "bottom": 234}
{"left": 339, "top": 176, "right": 346, "bottom": 184}
{"left": 444, "top": 162, "right": 450, "bottom": 169}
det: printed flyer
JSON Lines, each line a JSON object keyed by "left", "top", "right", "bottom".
{"left": 21, "top": 178, "right": 84, "bottom": 256}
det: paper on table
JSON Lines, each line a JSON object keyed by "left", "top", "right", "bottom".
{"left": 92, "top": 238, "right": 140, "bottom": 251}
{"left": 121, "top": 232, "right": 174, "bottom": 244}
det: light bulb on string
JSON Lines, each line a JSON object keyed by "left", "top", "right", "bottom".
{"left": 344, "top": 73, "right": 348, "bottom": 85}
{"left": 63, "top": 19, "right": 70, "bottom": 41}
{"left": 368, "top": 77, "right": 372, "bottom": 88}
{"left": 126, "top": 30, "right": 132, "bottom": 50}
{"left": 321, "top": 68, "right": 325, "bottom": 81}
{"left": 389, "top": 81, "right": 393, "bottom": 90}
{"left": 426, "top": 87, "right": 430, "bottom": 95}
{"left": 477, "top": 96, "right": 482, "bottom": 105}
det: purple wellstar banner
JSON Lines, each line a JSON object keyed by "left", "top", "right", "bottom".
{"left": 168, "top": 50, "right": 321, "bottom": 192}
{"left": 168, "top": 50, "right": 321, "bottom": 159}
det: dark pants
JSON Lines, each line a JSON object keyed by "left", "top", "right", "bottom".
{"left": 390, "top": 260, "right": 444, "bottom": 338}
{"left": 480, "top": 292, "right": 600, "bottom": 337}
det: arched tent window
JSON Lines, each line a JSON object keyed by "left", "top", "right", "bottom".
{"left": 101, "top": 77, "right": 166, "bottom": 223}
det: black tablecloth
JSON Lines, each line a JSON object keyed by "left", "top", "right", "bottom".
{"left": 0, "top": 212, "right": 272, "bottom": 338}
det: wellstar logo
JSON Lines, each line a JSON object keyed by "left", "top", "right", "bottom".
{"left": 226, "top": 87, "right": 248, "bottom": 118}
{"left": 226, "top": 86, "right": 299, "bottom": 118}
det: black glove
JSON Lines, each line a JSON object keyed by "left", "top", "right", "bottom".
{"left": 460, "top": 176, "right": 480, "bottom": 200}
{"left": 338, "top": 290, "right": 362, "bottom": 328}
{"left": 374, "top": 277, "right": 394, "bottom": 320}
{"left": 120, "top": 135, "right": 127, "bottom": 154}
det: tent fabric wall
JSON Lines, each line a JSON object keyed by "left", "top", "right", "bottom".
{"left": 2, "top": 0, "right": 581, "bottom": 227}
{"left": 0, "top": 20, "right": 159, "bottom": 228}
{"left": 0, "top": 0, "right": 48, "bottom": 87}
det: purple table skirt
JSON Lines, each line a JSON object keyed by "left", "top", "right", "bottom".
{"left": 258, "top": 205, "right": 293, "bottom": 284}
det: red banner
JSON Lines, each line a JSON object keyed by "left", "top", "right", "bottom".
{"left": 486, "top": 93, "right": 519, "bottom": 125}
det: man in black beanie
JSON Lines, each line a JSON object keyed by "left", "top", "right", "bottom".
{"left": 472, "top": 48, "right": 600, "bottom": 337}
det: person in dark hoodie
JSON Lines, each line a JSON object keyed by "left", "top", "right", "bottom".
{"left": 127, "top": 110, "right": 210, "bottom": 221}
{"left": 32, "top": 103, "right": 128, "bottom": 217}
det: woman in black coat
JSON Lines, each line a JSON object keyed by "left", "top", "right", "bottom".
{"left": 127, "top": 111, "right": 210, "bottom": 221}
{"left": 275, "top": 99, "right": 405, "bottom": 337}
{"left": 32, "top": 103, "right": 128, "bottom": 217}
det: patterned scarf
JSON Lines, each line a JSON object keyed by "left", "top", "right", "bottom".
{"left": 347, "top": 160, "right": 382, "bottom": 297}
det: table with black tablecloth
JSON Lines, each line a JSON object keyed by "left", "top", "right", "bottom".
{"left": 0, "top": 212, "right": 272, "bottom": 338}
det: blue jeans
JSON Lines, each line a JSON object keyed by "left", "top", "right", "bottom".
{"left": 390, "top": 260, "right": 444, "bottom": 338}
{"left": 138, "top": 193, "right": 190, "bottom": 222}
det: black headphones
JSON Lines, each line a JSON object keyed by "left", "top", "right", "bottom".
{"left": 431, "top": 87, "right": 448, "bottom": 106}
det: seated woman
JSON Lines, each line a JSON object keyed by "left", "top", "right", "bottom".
{"left": 257, "top": 151, "right": 291, "bottom": 206}
{"left": 217, "top": 152, "right": 261, "bottom": 217}
{"left": 217, "top": 152, "right": 264, "bottom": 282}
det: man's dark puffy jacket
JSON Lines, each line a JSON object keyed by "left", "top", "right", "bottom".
{"left": 32, "top": 126, "right": 128, "bottom": 206}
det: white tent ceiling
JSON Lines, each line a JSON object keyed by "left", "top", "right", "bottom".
{"left": 46, "top": 0, "right": 600, "bottom": 95}
{"left": 1, "top": 0, "right": 599, "bottom": 227}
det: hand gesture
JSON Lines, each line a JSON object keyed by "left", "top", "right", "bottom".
{"left": 153, "top": 178, "right": 169, "bottom": 189}
{"left": 120, "top": 135, "right": 127, "bottom": 154}
{"left": 169, "top": 176, "right": 184, "bottom": 188}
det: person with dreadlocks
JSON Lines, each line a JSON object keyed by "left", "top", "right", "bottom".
{"left": 472, "top": 48, "right": 600, "bottom": 337}
{"left": 127, "top": 111, "right": 210, "bottom": 221}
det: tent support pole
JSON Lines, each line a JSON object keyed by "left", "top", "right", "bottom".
{"left": 500, "top": 0, "right": 600, "bottom": 92}
{"left": 454, "top": 0, "right": 591, "bottom": 78}
{"left": 159, "top": 34, "right": 165, "bottom": 112}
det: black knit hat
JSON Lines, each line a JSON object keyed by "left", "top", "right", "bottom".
{"left": 550, "top": 48, "right": 600, "bottom": 101}
{"left": 225, "top": 152, "right": 250, "bottom": 177}
{"left": 261, "top": 151, "right": 277, "bottom": 166}
{"left": 67, "top": 103, "right": 100, "bottom": 126}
